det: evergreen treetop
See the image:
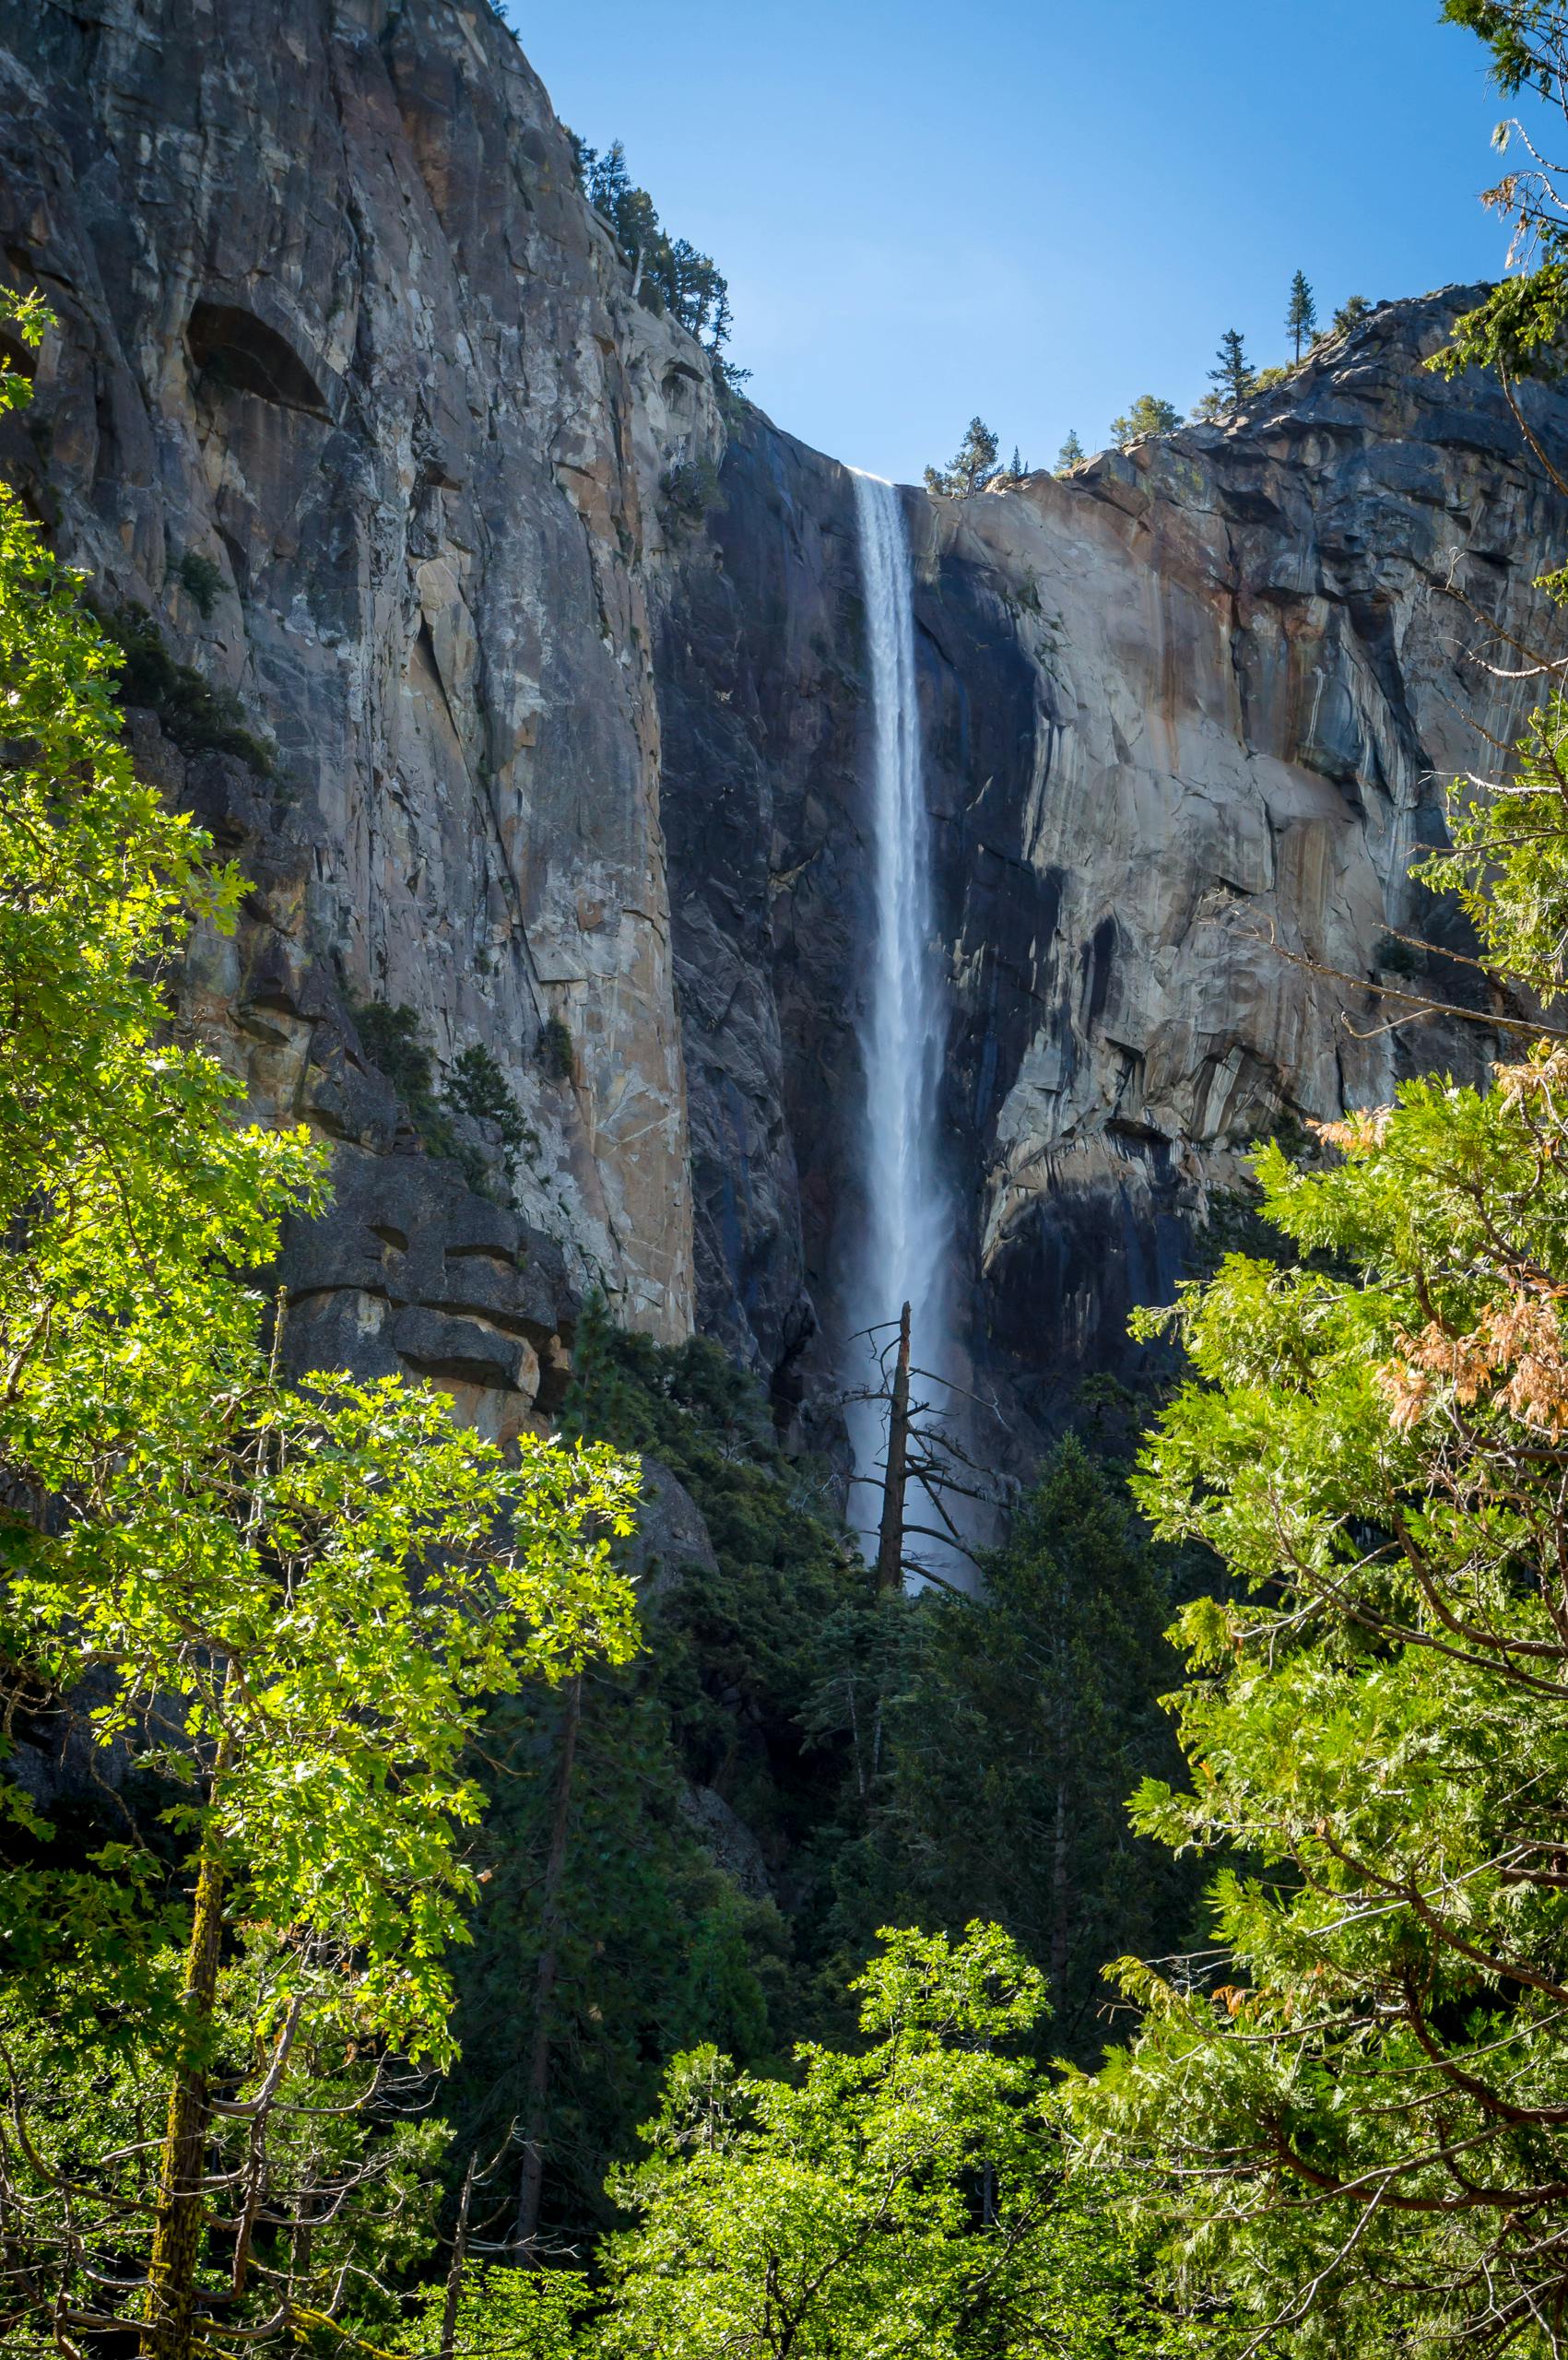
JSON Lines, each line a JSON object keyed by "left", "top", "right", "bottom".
{"left": 1207, "top": 325, "right": 1256, "bottom": 406}
{"left": 572, "top": 133, "right": 742, "bottom": 373}
{"left": 1286, "top": 266, "right": 1318, "bottom": 359}
{"left": 924, "top": 415, "right": 1002, "bottom": 497}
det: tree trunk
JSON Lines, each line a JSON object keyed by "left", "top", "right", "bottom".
{"left": 1050, "top": 1777, "right": 1070, "bottom": 2003}
{"left": 141, "top": 1823, "right": 226, "bottom": 2360}
{"left": 876, "top": 1303, "right": 912, "bottom": 1594}
{"left": 513, "top": 1675, "right": 582, "bottom": 2260}
{"left": 440, "top": 2150, "right": 478, "bottom": 2360}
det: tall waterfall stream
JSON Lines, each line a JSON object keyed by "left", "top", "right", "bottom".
{"left": 843, "top": 471, "right": 957, "bottom": 1573}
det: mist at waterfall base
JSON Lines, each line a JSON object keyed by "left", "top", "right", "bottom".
{"left": 842, "top": 471, "right": 966, "bottom": 1587}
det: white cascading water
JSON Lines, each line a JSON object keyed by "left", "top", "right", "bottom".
{"left": 843, "top": 470, "right": 955, "bottom": 1568}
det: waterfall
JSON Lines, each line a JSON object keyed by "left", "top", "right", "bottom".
{"left": 843, "top": 470, "right": 954, "bottom": 1569}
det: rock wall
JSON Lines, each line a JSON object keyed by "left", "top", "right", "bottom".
{"left": 657, "top": 299, "right": 1568, "bottom": 1425}
{"left": 4, "top": 0, "right": 1565, "bottom": 1445}
{"left": 0, "top": 0, "right": 726, "bottom": 1435}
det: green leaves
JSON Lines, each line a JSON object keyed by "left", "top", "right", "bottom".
{"left": 600, "top": 1924, "right": 1159, "bottom": 2360}
{"left": 1430, "top": 11, "right": 1568, "bottom": 388}
{"left": 0, "top": 283, "right": 642, "bottom": 2348}
{"left": 1413, "top": 694, "right": 1568, "bottom": 1002}
{"left": 1441, "top": 1, "right": 1566, "bottom": 99}
{"left": 1074, "top": 779, "right": 1568, "bottom": 2345}
{"left": 1435, "top": 262, "right": 1568, "bottom": 384}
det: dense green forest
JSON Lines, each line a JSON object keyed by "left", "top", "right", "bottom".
{"left": 8, "top": 2, "right": 1568, "bottom": 2354}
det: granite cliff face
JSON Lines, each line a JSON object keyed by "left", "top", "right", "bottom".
{"left": 662, "top": 309, "right": 1568, "bottom": 1425}
{"left": 0, "top": 0, "right": 724, "bottom": 1437}
{"left": 2, "top": 0, "right": 1563, "bottom": 1443}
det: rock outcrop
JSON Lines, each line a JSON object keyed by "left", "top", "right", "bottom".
{"left": 4, "top": 0, "right": 1565, "bottom": 1443}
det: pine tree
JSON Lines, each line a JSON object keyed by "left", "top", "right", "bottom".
{"left": 1331, "top": 292, "right": 1372, "bottom": 335}
{"left": 811, "top": 1441, "right": 1199, "bottom": 2063}
{"left": 1055, "top": 428, "right": 1085, "bottom": 473}
{"left": 924, "top": 416, "right": 1000, "bottom": 498}
{"left": 1207, "top": 327, "right": 1256, "bottom": 407}
{"left": 1073, "top": 239, "right": 1568, "bottom": 2332}
{"left": 1285, "top": 267, "right": 1318, "bottom": 360}
{"left": 585, "top": 137, "right": 630, "bottom": 220}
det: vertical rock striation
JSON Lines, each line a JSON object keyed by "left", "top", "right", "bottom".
{"left": 4, "top": 0, "right": 1565, "bottom": 1437}
{"left": 0, "top": 0, "right": 725, "bottom": 1433}
{"left": 656, "top": 294, "right": 1568, "bottom": 1425}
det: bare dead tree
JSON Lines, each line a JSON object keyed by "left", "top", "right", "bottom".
{"left": 844, "top": 1313, "right": 1015, "bottom": 1596}
{"left": 874, "top": 1304, "right": 913, "bottom": 1592}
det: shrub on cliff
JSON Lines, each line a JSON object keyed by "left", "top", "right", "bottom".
{"left": 1107, "top": 394, "right": 1182, "bottom": 442}
{"left": 97, "top": 597, "right": 274, "bottom": 771}
{"left": 660, "top": 452, "right": 723, "bottom": 527}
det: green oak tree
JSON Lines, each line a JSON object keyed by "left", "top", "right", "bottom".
{"left": 0, "top": 288, "right": 640, "bottom": 2360}
{"left": 597, "top": 1923, "right": 1161, "bottom": 2360}
{"left": 396, "top": 2262, "right": 592, "bottom": 2359}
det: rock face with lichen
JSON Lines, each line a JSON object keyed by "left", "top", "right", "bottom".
{"left": 2, "top": 0, "right": 1564, "bottom": 1445}
{"left": 0, "top": 0, "right": 718, "bottom": 1436}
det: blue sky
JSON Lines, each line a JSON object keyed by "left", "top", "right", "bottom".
{"left": 504, "top": 0, "right": 1537, "bottom": 486}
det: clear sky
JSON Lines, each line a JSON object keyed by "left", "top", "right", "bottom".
{"left": 502, "top": 0, "right": 1538, "bottom": 487}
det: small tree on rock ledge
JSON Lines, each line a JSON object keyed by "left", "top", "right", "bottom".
{"left": 1108, "top": 394, "right": 1182, "bottom": 444}
{"left": 924, "top": 416, "right": 1001, "bottom": 498}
